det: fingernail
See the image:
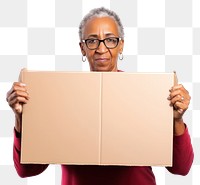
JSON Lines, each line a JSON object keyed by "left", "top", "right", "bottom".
{"left": 20, "top": 83, "right": 26, "bottom": 87}
{"left": 167, "top": 96, "right": 171, "bottom": 100}
{"left": 179, "top": 109, "right": 183, "bottom": 113}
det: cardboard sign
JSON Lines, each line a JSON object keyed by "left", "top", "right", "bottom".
{"left": 20, "top": 69, "right": 175, "bottom": 166}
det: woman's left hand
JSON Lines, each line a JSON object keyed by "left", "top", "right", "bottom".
{"left": 168, "top": 84, "right": 191, "bottom": 120}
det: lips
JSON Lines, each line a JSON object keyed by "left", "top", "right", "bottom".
{"left": 94, "top": 58, "right": 110, "bottom": 62}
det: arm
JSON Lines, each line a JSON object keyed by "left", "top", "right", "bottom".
{"left": 166, "top": 124, "right": 194, "bottom": 175}
{"left": 166, "top": 84, "right": 194, "bottom": 175}
{"left": 13, "top": 129, "right": 49, "bottom": 178}
{"left": 7, "top": 82, "right": 49, "bottom": 177}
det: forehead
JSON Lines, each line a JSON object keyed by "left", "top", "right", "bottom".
{"left": 83, "top": 17, "right": 119, "bottom": 38}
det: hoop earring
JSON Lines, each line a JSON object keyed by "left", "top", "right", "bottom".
{"left": 118, "top": 53, "right": 123, "bottom": 60}
{"left": 82, "top": 55, "right": 86, "bottom": 62}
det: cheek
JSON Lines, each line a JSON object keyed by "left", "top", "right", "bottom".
{"left": 110, "top": 50, "right": 119, "bottom": 62}
{"left": 86, "top": 51, "right": 95, "bottom": 63}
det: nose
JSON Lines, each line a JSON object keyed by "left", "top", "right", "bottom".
{"left": 96, "top": 41, "right": 108, "bottom": 53}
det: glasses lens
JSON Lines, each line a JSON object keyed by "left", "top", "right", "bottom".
{"left": 105, "top": 38, "right": 119, "bottom": 48}
{"left": 85, "top": 37, "right": 120, "bottom": 49}
{"left": 86, "top": 39, "right": 99, "bottom": 49}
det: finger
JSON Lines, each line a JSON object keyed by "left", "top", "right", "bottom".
{"left": 170, "top": 84, "right": 189, "bottom": 96}
{"left": 12, "top": 83, "right": 28, "bottom": 93}
{"left": 169, "top": 94, "right": 183, "bottom": 105}
{"left": 7, "top": 83, "right": 28, "bottom": 100}
{"left": 171, "top": 94, "right": 190, "bottom": 106}
{"left": 7, "top": 91, "right": 29, "bottom": 107}
{"left": 170, "top": 84, "right": 182, "bottom": 91}
{"left": 168, "top": 89, "right": 190, "bottom": 101}
{"left": 168, "top": 89, "right": 182, "bottom": 100}
{"left": 8, "top": 90, "right": 29, "bottom": 102}
{"left": 8, "top": 96, "right": 28, "bottom": 108}
{"left": 177, "top": 109, "right": 184, "bottom": 114}
{"left": 168, "top": 94, "right": 191, "bottom": 109}
{"left": 170, "top": 84, "right": 187, "bottom": 92}
{"left": 174, "top": 101, "right": 184, "bottom": 108}
{"left": 174, "top": 101, "right": 189, "bottom": 112}
{"left": 7, "top": 83, "right": 29, "bottom": 101}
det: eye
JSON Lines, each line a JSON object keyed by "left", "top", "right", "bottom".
{"left": 87, "top": 39, "right": 98, "bottom": 44}
{"left": 106, "top": 38, "right": 117, "bottom": 43}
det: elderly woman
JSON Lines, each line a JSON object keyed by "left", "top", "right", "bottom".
{"left": 7, "top": 7, "right": 193, "bottom": 185}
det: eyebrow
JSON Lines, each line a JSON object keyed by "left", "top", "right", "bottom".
{"left": 87, "top": 33, "right": 117, "bottom": 39}
{"left": 105, "top": 33, "right": 116, "bottom": 37}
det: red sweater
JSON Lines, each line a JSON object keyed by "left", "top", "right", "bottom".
{"left": 13, "top": 126, "right": 193, "bottom": 185}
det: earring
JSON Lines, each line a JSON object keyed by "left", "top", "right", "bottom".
{"left": 82, "top": 55, "right": 86, "bottom": 62}
{"left": 118, "top": 53, "right": 123, "bottom": 60}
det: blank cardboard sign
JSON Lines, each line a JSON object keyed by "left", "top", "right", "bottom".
{"left": 101, "top": 73, "right": 174, "bottom": 166}
{"left": 20, "top": 69, "right": 174, "bottom": 166}
{"left": 21, "top": 70, "right": 102, "bottom": 165}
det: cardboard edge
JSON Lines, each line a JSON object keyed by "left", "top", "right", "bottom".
{"left": 18, "top": 68, "right": 27, "bottom": 83}
{"left": 19, "top": 68, "right": 27, "bottom": 163}
{"left": 169, "top": 71, "right": 179, "bottom": 167}
{"left": 173, "top": 71, "right": 178, "bottom": 86}
{"left": 99, "top": 73, "right": 102, "bottom": 165}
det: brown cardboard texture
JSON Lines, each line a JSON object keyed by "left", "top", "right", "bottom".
{"left": 20, "top": 69, "right": 175, "bottom": 166}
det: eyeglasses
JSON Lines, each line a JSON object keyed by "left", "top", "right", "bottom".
{"left": 82, "top": 37, "right": 121, "bottom": 50}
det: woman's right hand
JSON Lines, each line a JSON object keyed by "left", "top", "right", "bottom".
{"left": 6, "top": 82, "right": 29, "bottom": 133}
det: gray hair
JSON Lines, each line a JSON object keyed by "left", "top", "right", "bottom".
{"left": 79, "top": 7, "right": 124, "bottom": 40}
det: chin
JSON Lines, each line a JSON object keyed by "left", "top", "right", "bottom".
{"left": 92, "top": 66, "right": 116, "bottom": 72}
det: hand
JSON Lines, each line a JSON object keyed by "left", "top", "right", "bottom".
{"left": 168, "top": 84, "right": 191, "bottom": 120}
{"left": 168, "top": 84, "right": 191, "bottom": 136}
{"left": 6, "top": 82, "right": 29, "bottom": 133}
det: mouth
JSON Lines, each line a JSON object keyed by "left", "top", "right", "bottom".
{"left": 94, "top": 58, "right": 110, "bottom": 63}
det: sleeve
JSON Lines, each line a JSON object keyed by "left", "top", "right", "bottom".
{"left": 13, "top": 128, "right": 49, "bottom": 178}
{"left": 166, "top": 125, "right": 194, "bottom": 176}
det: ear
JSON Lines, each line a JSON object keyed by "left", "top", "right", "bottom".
{"left": 119, "top": 39, "right": 124, "bottom": 54}
{"left": 79, "top": 42, "right": 86, "bottom": 56}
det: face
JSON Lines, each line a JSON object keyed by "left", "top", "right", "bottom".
{"left": 80, "top": 17, "right": 124, "bottom": 72}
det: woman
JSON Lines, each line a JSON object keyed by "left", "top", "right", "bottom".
{"left": 6, "top": 7, "right": 193, "bottom": 185}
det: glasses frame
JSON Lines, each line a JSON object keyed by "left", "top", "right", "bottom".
{"left": 82, "top": 37, "right": 122, "bottom": 50}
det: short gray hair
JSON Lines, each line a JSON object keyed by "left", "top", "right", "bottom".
{"left": 79, "top": 7, "right": 124, "bottom": 40}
